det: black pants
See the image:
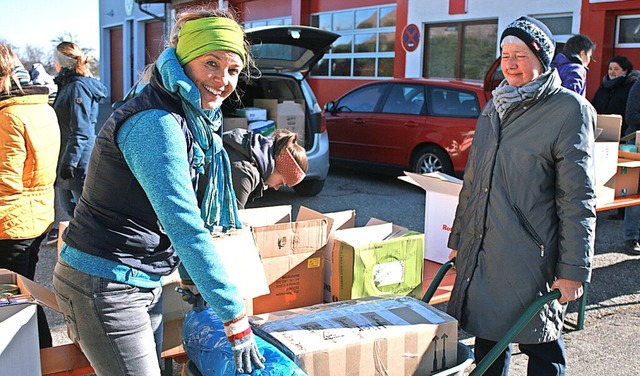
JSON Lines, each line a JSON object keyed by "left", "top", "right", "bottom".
{"left": 0, "top": 233, "right": 53, "bottom": 348}
{"left": 474, "top": 336, "right": 566, "bottom": 376}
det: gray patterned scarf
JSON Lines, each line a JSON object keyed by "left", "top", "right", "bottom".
{"left": 491, "top": 71, "right": 550, "bottom": 120}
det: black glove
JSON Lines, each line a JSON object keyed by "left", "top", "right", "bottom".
{"left": 60, "top": 165, "right": 75, "bottom": 180}
{"left": 176, "top": 286, "right": 205, "bottom": 312}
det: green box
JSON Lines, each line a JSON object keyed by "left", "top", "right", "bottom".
{"left": 330, "top": 221, "right": 424, "bottom": 302}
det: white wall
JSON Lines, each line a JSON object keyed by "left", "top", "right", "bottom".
{"left": 404, "top": 0, "right": 583, "bottom": 77}
{"left": 98, "top": 0, "right": 166, "bottom": 100}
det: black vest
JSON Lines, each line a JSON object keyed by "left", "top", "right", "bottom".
{"left": 63, "top": 74, "right": 196, "bottom": 276}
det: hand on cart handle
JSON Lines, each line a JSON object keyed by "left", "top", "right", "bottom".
{"left": 550, "top": 278, "right": 583, "bottom": 304}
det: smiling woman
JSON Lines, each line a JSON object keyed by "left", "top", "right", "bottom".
{"left": 50, "top": 6, "right": 267, "bottom": 376}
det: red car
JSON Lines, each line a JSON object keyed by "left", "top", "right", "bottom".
{"left": 324, "top": 77, "right": 491, "bottom": 177}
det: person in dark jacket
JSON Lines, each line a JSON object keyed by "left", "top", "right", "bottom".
{"left": 590, "top": 55, "right": 638, "bottom": 221}
{"left": 550, "top": 34, "right": 596, "bottom": 96}
{"left": 621, "top": 78, "right": 640, "bottom": 255}
{"left": 51, "top": 7, "right": 265, "bottom": 375}
{"left": 223, "top": 128, "right": 307, "bottom": 209}
{"left": 447, "top": 17, "right": 596, "bottom": 375}
{"left": 591, "top": 55, "right": 638, "bottom": 136}
{"left": 49, "top": 41, "right": 107, "bottom": 243}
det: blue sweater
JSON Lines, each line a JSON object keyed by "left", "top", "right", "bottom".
{"left": 60, "top": 49, "right": 245, "bottom": 322}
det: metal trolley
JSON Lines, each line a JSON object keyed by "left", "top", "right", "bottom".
{"left": 422, "top": 258, "right": 562, "bottom": 376}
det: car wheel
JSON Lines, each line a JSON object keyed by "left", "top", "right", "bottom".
{"left": 293, "top": 178, "right": 325, "bottom": 197}
{"left": 412, "top": 146, "right": 454, "bottom": 176}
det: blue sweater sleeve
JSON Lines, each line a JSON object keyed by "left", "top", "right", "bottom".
{"left": 117, "top": 110, "right": 245, "bottom": 322}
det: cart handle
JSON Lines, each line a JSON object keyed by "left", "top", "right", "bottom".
{"left": 421, "top": 257, "right": 456, "bottom": 304}
{"left": 470, "top": 289, "right": 562, "bottom": 375}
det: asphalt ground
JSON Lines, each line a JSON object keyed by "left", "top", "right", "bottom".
{"left": 33, "top": 102, "right": 640, "bottom": 375}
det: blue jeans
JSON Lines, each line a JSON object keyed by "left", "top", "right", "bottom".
{"left": 474, "top": 336, "right": 566, "bottom": 375}
{"left": 54, "top": 186, "right": 81, "bottom": 226}
{"left": 623, "top": 204, "right": 640, "bottom": 240}
{"left": 52, "top": 260, "right": 164, "bottom": 376}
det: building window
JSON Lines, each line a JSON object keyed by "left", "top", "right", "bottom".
{"left": 310, "top": 5, "right": 396, "bottom": 78}
{"left": 616, "top": 15, "right": 640, "bottom": 47}
{"left": 424, "top": 20, "right": 497, "bottom": 80}
{"left": 243, "top": 17, "right": 292, "bottom": 29}
{"left": 531, "top": 14, "right": 573, "bottom": 43}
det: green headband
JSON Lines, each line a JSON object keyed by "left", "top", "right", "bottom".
{"left": 176, "top": 17, "right": 246, "bottom": 67}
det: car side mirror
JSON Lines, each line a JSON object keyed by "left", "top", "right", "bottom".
{"left": 324, "top": 101, "right": 336, "bottom": 113}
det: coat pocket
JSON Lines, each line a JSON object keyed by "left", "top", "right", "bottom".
{"left": 513, "top": 205, "right": 546, "bottom": 257}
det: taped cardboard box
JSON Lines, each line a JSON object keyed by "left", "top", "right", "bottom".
{"left": 161, "top": 229, "right": 269, "bottom": 355}
{"left": 594, "top": 114, "right": 622, "bottom": 207}
{"left": 250, "top": 295, "right": 458, "bottom": 376}
{"left": 298, "top": 208, "right": 357, "bottom": 303}
{"left": 330, "top": 219, "right": 424, "bottom": 302}
{"left": 253, "top": 99, "right": 305, "bottom": 144}
{"left": 0, "top": 269, "right": 61, "bottom": 376}
{"left": 399, "top": 171, "right": 462, "bottom": 264}
{"left": 239, "top": 205, "right": 331, "bottom": 314}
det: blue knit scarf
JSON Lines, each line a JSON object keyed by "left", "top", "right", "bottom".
{"left": 155, "top": 48, "right": 241, "bottom": 231}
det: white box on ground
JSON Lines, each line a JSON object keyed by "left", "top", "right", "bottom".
{"left": 399, "top": 171, "right": 462, "bottom": 264}
{"left": 594, "top": 114, "right": 622, "bottom": 207}
{"left": 0, "top": 304, "right": 40, "bottom": 376}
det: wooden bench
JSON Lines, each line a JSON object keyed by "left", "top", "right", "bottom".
{"left": 40, "top": 343, "right": 94, "bottom": 376}
{"left": 40, "top": 342, "right": 190, "bottom": 376}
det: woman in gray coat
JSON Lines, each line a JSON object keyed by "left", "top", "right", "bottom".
{"left": 447, "top": 17, "right": 596, "bottom": 375}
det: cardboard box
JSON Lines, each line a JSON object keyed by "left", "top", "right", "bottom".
{"left": 594, "top": 114, "right": 622, "bottom": 207}
{"left": 235, "top": 107, "right": 267, "bottom": 121}
{"left": 250, "top": 295, "right": 458, "bottom": 376}
{"left": 615, "top": 159, "right": 640, "bottom": 197}
{"left": 399, "top": 171, "right": 463, "bottom": 264}
{"left": 253, "top": 99, "right": 305, "bottom": 143}
{"left": 161, "top": 229, "right": 269, "bottom": 354}
{"left": 223, "top": 116, "right": 248, "bottom": 131}
{"left": 330, "top": 219, "right": 424, "bottom": 302}
{"left": 0, "top": 269, "right": 61, "bottom": 375}
{"left": 0, "top": 304, "right": 40, "bottom": 375}
{"left": 239, "top": 205, "right": 331, "bottom": 314}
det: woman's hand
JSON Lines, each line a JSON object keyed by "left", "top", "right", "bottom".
{"left": 550, "top": 279, "right": 584, "bottom": 304}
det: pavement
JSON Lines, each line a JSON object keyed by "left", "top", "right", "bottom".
{"left": 32, "top": 102, "right": 640, "bottom": 375}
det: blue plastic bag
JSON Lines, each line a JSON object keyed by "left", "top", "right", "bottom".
{"left": 181, "top": 306, "right": 307, "bottom": 376}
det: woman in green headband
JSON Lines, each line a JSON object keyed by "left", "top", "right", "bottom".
{"left": 52, "top": 7, "right": 265, "bottom": 375}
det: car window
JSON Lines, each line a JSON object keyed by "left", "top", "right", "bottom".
{"left": 381, "top": 84, "right": 425, "bottom": 115}
{"left": 428, "top": 87, "right": 480, "bottom": 118}
{"left": 336, "top": 83, "right": 387, "bottom": 113}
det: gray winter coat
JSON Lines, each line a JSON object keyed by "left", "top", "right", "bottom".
{"left": 447, "top": 70, "right": 597, "bottom": 344}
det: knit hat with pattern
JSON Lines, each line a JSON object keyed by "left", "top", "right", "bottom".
{"left": 501, "top": 16, "right": 556, "bottom": 71}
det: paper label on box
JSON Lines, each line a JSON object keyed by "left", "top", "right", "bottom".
{"left": 373, "top": 260, "right": 404, "bottom": 287}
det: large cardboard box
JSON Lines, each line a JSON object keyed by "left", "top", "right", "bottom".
{"left": 239, "top": 205, "right": 331, "bottom": 314}
{"left": 399, "top": 171, "right": 463, "bottom": 264}
{"left": 0, "top": 269, "right": 61, "bottom": 375}
{"left": 594, "top": 114, "right": 622, "bottom": 207}
{"left": 330, "top": 219, "right": 424, "bottom": 302}
{"left": 161, "top": 229, "right": 269, "bottom": 354}
{"left": 253, "top": 99, "right": 305, "bottom": 143}
{"left": 250, "top": 295, "right": 458, "bottom": 376}
{"left": 223, "top": 116, "right": 248, "bottom": 131}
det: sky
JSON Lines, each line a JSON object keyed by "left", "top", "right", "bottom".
{"left": 0, "top": 0, "right": 100, "bottom": 57}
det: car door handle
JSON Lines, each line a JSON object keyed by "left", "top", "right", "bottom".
{"left": 404, "top": 121, "right": 420, "bottom": 128}
{"left": 353, "top": 118, "right": 366, "bottom": 124}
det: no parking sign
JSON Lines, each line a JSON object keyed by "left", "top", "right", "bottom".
{"left": 402, "top": 24, "right": 420, "bottom": 52}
